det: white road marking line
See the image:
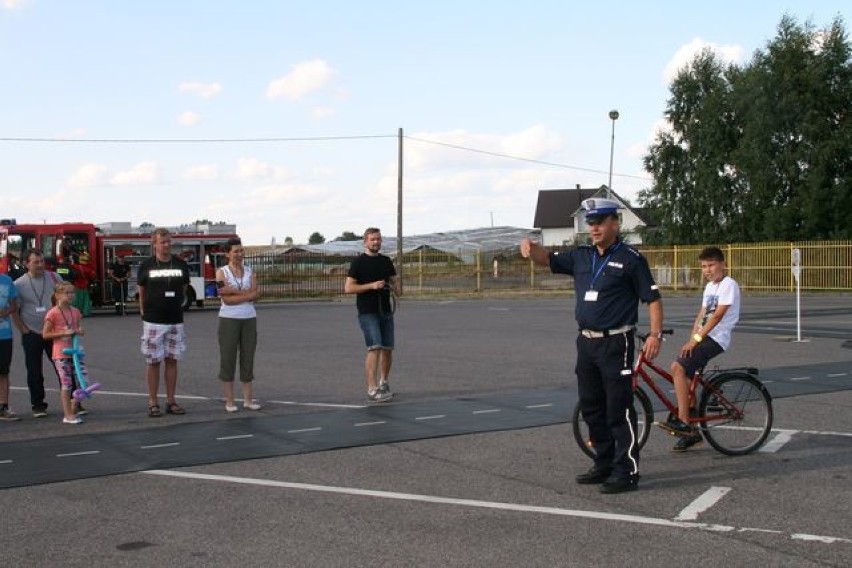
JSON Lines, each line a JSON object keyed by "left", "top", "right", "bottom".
{"left": 472, "top": 409, "right": 501, "bottom": 415}
{"left": 0, "top": 459, "right": 13, "bottom": 465}
{"left": 217, "top": 434, "right": 254, "bottom": 441}
{"left": 827, "top": 373, "right": 847, "bottom": 377}
{"left": 801, "top": 429, "right": 852, "bottom": 437}
{"left": 8, "top": 386, "right": 364, "bottom": 409}
{"left": 416, "top": 415, "right": 446, "bottom": 421}
{"left": 675, "top": 486, "right": 731, "bottom": 521}
{"left": 525, "top": 403, "right": 554, "bottom": 409}
{"left": 142, "top": 470, "right": 852, "bottom": 545}
{"left": 56, "top": 450, "right": 101, "bottom": 458}
{"left": 140, "top": 442, "right": 181, "bottom": 450}
{"left": 789, "top": 376, "right": 811, "bottom": 381}
{"left": 287, "top": 427, "right": 322, "bottom": 434}
{"left": 354, "top": 421, "right": 386, "bottom": 427}
{"left": 760, "top": 429, "right": 798, "bottom": 453}
{"left": 268, "top": 400, "right": 366, "bottom": 409}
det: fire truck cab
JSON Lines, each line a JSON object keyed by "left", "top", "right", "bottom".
{"left": 0, "top": 219, "right": 235, "bottom": 311}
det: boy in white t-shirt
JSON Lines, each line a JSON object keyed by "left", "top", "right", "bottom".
{"left": 659, "top": 247, "right": 741, "bottom": 451}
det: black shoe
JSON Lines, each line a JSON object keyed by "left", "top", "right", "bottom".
{"left": 600, "top": 475, "right": 639, "bottom": 494}
{"left": 575, "top": 467, "right": 613, "bottom": 485}
{"left": 32, "top": 405, "right": 48, "bottom": 418}
{"left": 672, "top": 432, "right": 704, "bottom": 452}
{"left": 657, "top": 417, "right": 694, "bottom": 436}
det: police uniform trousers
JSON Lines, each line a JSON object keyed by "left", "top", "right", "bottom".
{"left": 575, "top": 330, "right": 639, "bottom": 479}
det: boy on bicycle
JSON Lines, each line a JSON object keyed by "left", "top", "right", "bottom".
{"left": 659, "top": 247, "right": 740, "bottom": 451}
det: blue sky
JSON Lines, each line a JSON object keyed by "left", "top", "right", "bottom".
{"left": 1, "top": 1, "right": 846, "bottom": 245}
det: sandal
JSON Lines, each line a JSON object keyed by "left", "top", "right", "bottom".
{"left": 165, "top": 402, "right": 186, "bottom": 415}
{"left": 148, "top": 404, "right": 162, "bottom": 418}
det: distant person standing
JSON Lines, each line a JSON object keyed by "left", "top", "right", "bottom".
{"left": 216, "top": 237, "right": 261, "bottom": 413}
{"left": 0, "top": 272, "right": 21, "bottom": 421}
{"left": 137, "top": 228, "right": 191, "bottom": 418}
{"left": 13, "top": 249, "right": 62, "bottom": 417}
{"left": 70, "top": 252, "right": 93, "bottom": 317}
{"left": 344, "top": 228, "right": 400, "bottom": 403}
{"left": 108, "top": 255, "right": 131, "bottom": 314}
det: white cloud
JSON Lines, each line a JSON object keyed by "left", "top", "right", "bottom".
{"left": 110, "top": 161, "right": 161, "bottom": 186}
{"left": 312, "top": 106, "right": 336, "bottom": 119}
{"left": 2, "top": 0, "right": 27, "bottom": 10}
{"left": 663, "top": 38, "right": 745, "bottom": 84}
{"left": 178, "top": 81, "right": 223, "bottom": 99}
{"left": 406, "top": 125, "right": 565, "bottom": 172}
{"left": 266, "top": 59, "right": 336, "bottom": 101}
{"left": 234, "top": 157, "right": 294, "bottom": 182}
{"left": 182, "top": 164, "right": 220, "bottom": 181}
{"left": 68, "top": 164, "right": 111, "bottom": 188}
{"left": 177, "top": 111, "right": 201, "bottom": 126}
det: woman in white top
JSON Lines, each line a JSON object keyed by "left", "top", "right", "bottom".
{"left": 216, "top": 238, "right": 261, "bottom": 412}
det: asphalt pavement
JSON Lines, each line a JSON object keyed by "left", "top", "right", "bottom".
{"left": 1, "top": 294, "right": 850, "bottom": 567}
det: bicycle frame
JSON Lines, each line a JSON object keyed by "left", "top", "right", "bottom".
{"left": 632, "top": 346, "right": 746, "bottom": 426}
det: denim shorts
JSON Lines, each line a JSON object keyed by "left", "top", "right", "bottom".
{"left": 358, "top": 313, "right": 394, "bottom": 350}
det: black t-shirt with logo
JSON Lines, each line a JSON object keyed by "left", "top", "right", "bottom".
{"left": 347, "top": 253, "right": 396, "bottom": 315}
{"left": 137, "top": 255, "right": 191, "bottom": 324}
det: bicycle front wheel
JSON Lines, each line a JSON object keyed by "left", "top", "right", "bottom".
{"left": 572, "top": 386, "right": 653, "bottom": 459}
{"left": 698, "top": 372, "right": 773, "bottom": 455}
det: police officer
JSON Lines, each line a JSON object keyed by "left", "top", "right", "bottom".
{"left": 521, "top": 198, "right": 663, "bottom": 493}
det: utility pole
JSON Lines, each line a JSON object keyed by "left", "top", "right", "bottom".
{"left": 397, "top": 127, "right": 403, "bottom": 292}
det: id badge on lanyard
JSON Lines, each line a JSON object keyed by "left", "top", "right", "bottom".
{"left": 584, "top": 290, "right": 599, "bottom": 302}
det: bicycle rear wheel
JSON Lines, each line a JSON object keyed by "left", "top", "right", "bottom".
{"left": 572, "top": 386, "right": 653, "bottom": 459}
{"left": 698, "top": 372, "right": 773, "bottom": 455}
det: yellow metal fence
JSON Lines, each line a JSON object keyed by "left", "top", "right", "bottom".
{"left": 246, "top": 241, "right": 852, "bottom": 299}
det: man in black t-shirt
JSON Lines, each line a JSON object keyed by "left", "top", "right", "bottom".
{"left": 108, "top": 255, "right": 131, "bottom": 312}
{"left": 136, "top": 228, "right": 191, "bottom": 418}
{"left": 344, "top": 227, "right": 400, "bottom": 403}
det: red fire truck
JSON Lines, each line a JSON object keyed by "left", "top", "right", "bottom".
{"left": 0, "top": 219, "right": 237, "bottom": 311}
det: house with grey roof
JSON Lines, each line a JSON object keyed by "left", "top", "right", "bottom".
{"left": 532, "top": 185, "right": 653, "bottom": 246}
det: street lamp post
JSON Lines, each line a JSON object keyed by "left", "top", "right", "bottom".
{"left": 607, "top": 109, "right": 619, "bottom": 199}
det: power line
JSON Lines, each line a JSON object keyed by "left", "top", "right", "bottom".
{"left": 405, "top": 135, "right": 652, "bottom": 181}
{"left": 0, "top": 134, "right": 396, "bottom": 143}
{"left": 0, "top": 131, "right": 652, "bottom": 181}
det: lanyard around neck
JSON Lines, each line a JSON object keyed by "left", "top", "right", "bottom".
{"left": 589, "top": 241, "right": 622, "bottom": 290}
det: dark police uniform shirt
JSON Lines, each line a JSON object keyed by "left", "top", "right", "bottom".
{"left": 549, "top": 240, "right": 660, "bottom": 330}
{"left": 137, "top": 255, "right": 191, "bottom": 324}
{"left": 347, "top": 253, "right": 396, "bottom": 315}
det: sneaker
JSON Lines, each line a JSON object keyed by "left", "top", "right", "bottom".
{"left": 62, "top": 416, "right": 83, "bottom": 425}
{"left": 367, "top": 389, "right": 392, "bottom": 403}
{"left": 378, "top": 381, "right": 393, "bottom": 399}
{"left": 243, "top": 401, "right": 262, "bottom": 411}
{"left": 0, "top": 406, "right": 21, "bottom": 422}
{"left": 657, "top": 417, "right": 694, "bottom": 437}
{"left": 32, "top": 406, "right": 48, "bottom": 418}
{"left": 75, "top": 403, "right": 88, "bottom": 416}
{"left": 225, "top": 403, "right": 239, "bottom": 413}
{"left": 672, "top": 431, "right": 704, "bottom": 452}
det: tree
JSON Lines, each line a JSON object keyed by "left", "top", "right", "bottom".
{"left": 334, "top": 231, "right": 360, "bottom": 241}
{"left": 308, "top": 232, "right": 326, "bottom": 244}
{"left": 284, "top": 236, "right": 294, "bottom": 246}
{"left": 640, "top": 15, "right": 852, "bottom": 242}
{"left": 640, "top": 49, "right": 739, "bottom": 243}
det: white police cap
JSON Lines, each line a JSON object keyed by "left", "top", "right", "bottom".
{"left": 581, "top": 198, "right": 620, "bottom": 219}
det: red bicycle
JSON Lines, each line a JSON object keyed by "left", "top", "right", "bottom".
{"left": 572, "top": 330, "right": 774, "bottom": 456}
